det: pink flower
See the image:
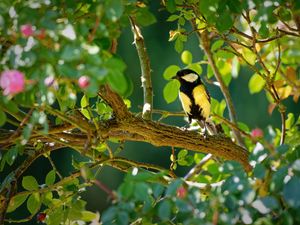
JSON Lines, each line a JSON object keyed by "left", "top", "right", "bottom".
{"left": 44, "top": 76, "right": 55, "bottom": 87}
{"left": 78, "top": 76, "right": 90, "bottom": 89}
{"left": 0, "top": 70, "right": 25, "bottom": 95}
{"left": 176, "top": 186, "right": 187, "bottom": 199}
{"left": 20, "top": 24, "right": 34, "bottom": 37}
{"left": 251, "top": 128, "right": 264, "bottom": 138}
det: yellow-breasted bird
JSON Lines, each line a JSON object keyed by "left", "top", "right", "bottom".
{"left": 172, "top": 69, "right": 213, "bottom": 134}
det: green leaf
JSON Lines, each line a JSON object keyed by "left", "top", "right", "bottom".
{"left": 27, "top": 193, "right": 41, "bottom": 214}
{"left": 61, "top": 45, "right": 81, "bottom": 62}
{"left": 167, "top": 14, "right": 179, "bottom": 22}
{"left": 253, "top": 164, "right": 266, "bottom": 179}
{"left": 286, "top": 113, "right": 295, "bottom": 129}
{"left": 47, "top": 207, "right": 64, "bottom": 225}
{"left": 134, "top": 183, "right": 150, "bottom": 201}
{"left": 7, "top": 194, "right": 29, "bottom": 213}
{"left": 80, "top": 165, "right": 94, "bottom": 180}
{"left": 81, "top": 211, "right": 97, "bottom": 221}
{"left": 242, "top": 48, "right": 256, "bottom": 65}
{"left": 105, "top": 0, "right": 124, "bottom": 21}
{"left": 207, "top": 64, "right": 214, "bottom": 79}
{"left": 175, "top": 38, "right": 183, "bottom": 53}
{"left": 0, "top": 110, "right": 6, "bottom": 126}
{"left": 211, "top": 98, "right": 226, "bottom": 116}
{"left": 163, "top": 65, "right": 180, "bottom": 80}
{"left": 45, "top": 170, "right": 56, "bottom": 186}
{"left": 116, "top": 211, "right": 129, "bottom": 225}
{"left": 94, "top": 38, "right": 111, "bottom": 50}
{"left": 226, "top": 0, "right": 242, "bottom": 13}
{"left": 283, "top": 176, "right": 300, "bottom": 208}
{"left": 102, "top": 207, "right": 117, "bottom": 223}
{"left": 119, "top": 181, "right": 134, "bottom": 199}
{"left": 80, "top": 95, "right": 89, "bottom": 108}
{"left": 166, "top": 0, "right": 176, "bottom": 13}
{"left": 211, "top": 40, "right": 224, "bottom": 52}
{"left": 136, "top": 8, "right": 157, "bottom": 26}
{"left": 106, "top": 57, "right": 127, "bottom": 72}
{"left": 107, "top": 70, "right": 128, "bottom": 96}
{"left": 178, "top": 149, "right": 188, "bottom": 158}
{"left": 188, "top": 64, "right": 202, "bottom": 75}
{"left": 6, "top": 145, "right": 20, "bottom": 166}
{"left": 276, "top": 144, "right": 289, "bottom": 154}
{"left": 42, "top": 191, "right": 53, "bottom": 206}
{"left": 259, "top": 21, "right": 269, "bottom": 38}
{"left": 22, "top": 176, "right": 39, "bottom": 191}
{"left": 181, "top": 50, "right": 193, "bottom": 65}
{"left": 248, "top": 73, "right": 266, "bottom": 94}
{"left": 216, "top": 12, "right": 233, "bottom": 32}
{"left": 158, "top": 200, "right": 172, "bottom": 221}
{"left": 80, "top": 95, "right": 91, "bottom": 120}
{"left": 163, "top": 80, "right": 180, "bottom": 103}
{"left": 1, "top": 100, "right": 19, "bottom": 114}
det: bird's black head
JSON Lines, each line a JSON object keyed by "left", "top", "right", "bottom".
{"left": 172, "top": 69, "right": 200, "bottom": 84}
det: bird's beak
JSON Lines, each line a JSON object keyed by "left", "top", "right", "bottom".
{"left": 171, "top": 75, "right": 178, "bottom": 80}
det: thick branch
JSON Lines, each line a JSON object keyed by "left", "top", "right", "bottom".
{"left": 98, "top": 84, "right": 130, "bottom": 120}
{"left": 129, "top": 16, "right": 153, "bottom": 120}
{"left": 98, "top": 85, "right": 251, "bottom": 171}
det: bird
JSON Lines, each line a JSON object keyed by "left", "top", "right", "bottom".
{"left": 172, "top": 69, "right": 213, "bottom": 134}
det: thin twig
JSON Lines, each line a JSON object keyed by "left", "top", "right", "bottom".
{"left": 129, "top": 16, "right": 153, "bottom": 120}
{"left": 46, "top": 153, "right": 63, "bottom": 180}
{"left": 193, "top": 25, "right": 245, "bottom": 147}
{"left": 92, "top": 179, "right": 116, "bottom": 200}
{"left": 184, "top": 153, "right": 213, "bottom": 181}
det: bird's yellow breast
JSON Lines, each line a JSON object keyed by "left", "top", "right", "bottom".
{"left": 179, "top": 92, "right": 192, "bottom": 115}
{"left": 192, "top": 85, "right": 210, "bottom": 120}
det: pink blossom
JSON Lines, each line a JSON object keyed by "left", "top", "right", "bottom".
{"left": 78, "top": 76, "right": 90, "bottom": 89}
{"left": 44, "top": 76, "right": 55, "bottom": 87}
{"left": 0, "top": 70, "right": 25, "bottom": 95}
{"left": 176, "top": 186, "right": 187, "bottom": 199}
{"left": 20, "top": 24, "right": 34, "bottom": 37}
{"left": 251, "top": 128, "right": 264, "bottom": 138}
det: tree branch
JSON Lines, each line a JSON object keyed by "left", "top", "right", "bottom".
{"left": 129, "top": 16, "right": 153, "bottom": 120}
{"left": 98, "top": 85, "right": 251, "bottom": 172}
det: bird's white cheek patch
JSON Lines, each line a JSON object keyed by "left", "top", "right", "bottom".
{"left": 193, "top": 85, "right": 210, "bottom": 120}
{"left": 179, "top": 92, "right": 191, "bottom": 115}
{"left": 181, "top": 73, "right": 198, "bottom": 82}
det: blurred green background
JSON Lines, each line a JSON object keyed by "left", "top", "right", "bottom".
{"left": 6, "top": 1, "right": 299, "bottom": 223}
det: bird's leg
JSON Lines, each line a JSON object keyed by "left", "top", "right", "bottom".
{"left": 196, "top": 120, "right": 207, "bottom": 138}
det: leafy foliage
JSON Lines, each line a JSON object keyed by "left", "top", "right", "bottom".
{"left": 0, "top": 0, "right": 300, "bottom": 224}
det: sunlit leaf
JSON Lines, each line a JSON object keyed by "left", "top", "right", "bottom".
{"left": 181, "top": 50, "right": 193, "bottom": 65}
{"left": 248, "top": 73, "right": 266, "bottom": 94}
{"left": 22, "top": 176, "right": 39, "bottom": 191}
{"left": 45, "top": 170, "right": 56, "bottom": 186}
{"left": 27, "top": 193, "right": 41, "bottom": 214}
{"left": 7, "top": 194, "right": 29, "bottom": 213}
{"left": 188, "top": 64, "right": 202, "bottom": 75}
{"left": 163, "top": 65, "right": 181, "bottom": 80}
{"left": 163, "top": 80, "right": 180, "bottom": 103}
